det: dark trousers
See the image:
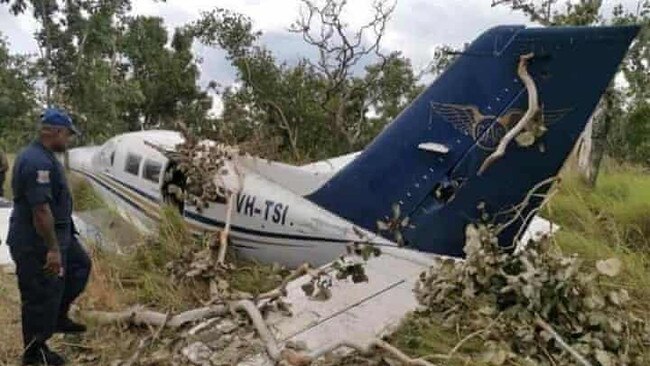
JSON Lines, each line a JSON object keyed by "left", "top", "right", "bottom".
{"left": 10, "top": 237, "right": 91, "bottom": 352}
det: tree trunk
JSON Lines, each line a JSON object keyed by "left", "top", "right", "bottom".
{"left": 578, "top": 96, "right": 611, "bottom": 187}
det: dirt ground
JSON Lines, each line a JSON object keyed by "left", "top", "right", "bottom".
{"left": 0, "top": 258, "right": 145, "bottom": 366}
{"left": 0, "top": 269, "right": 23, "bottom": 365}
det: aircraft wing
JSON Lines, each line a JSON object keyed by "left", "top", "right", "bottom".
{"left": 261, "top": 216, "right": 558, "bottom": 360}
{"left": 265, "top": 246, "right": 432, "bottom": 352}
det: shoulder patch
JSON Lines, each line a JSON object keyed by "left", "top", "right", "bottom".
{"left": 36, "top": 170, "right": 50, "bottom": 184}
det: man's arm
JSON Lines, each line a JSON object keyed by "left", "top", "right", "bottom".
{"left": 33, "top": 203, "right": 62, "bottom": 276}
{"left": 33, "top": 203, "right": 59, "bottom": 252}
{"left": 22, "top": 156, "right": 62, "bottom": 276}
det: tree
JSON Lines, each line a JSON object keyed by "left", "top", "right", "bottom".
{"left": 192, "top": 1, "right": 421, "bottom": 162}
{"left": 623, "top": 103, "right": 650, "bottom": 164}
{"left": 490, "top": 0, "right": 602, "bottom": 26}
{"left": 121, "top": 16, "right": 212, "bottom": 131}
{"left": 288, "top": 0, "right": 398, "bottom": 150}
{"left": 1, "top": 0, "right": 212, "bottom": 144}
{"left": 0, "top": 32, "right": 38, "bottom": 150}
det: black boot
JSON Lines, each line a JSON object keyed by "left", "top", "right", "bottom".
{"left": 22, "top": 344, "right": 66, "bottom": 366}
{"left": 55, "top": 316, "right": 87, "bottom": 334}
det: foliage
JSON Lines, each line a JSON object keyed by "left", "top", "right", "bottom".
{"left": 191, "top": 2, "right": 422, "bottom": 162}
{"left": 415, "top": 222, "right": 649, "bottom": 366}
{"left": 120, "top": 16, "right": 213, "bottom": 132}
{"left": 490, "top": 0, "right": 602, "bottom": 26}
{"left": 0, "top": 0, "right": 213, "bottom": 146}
{"left": 0, "top": 33, "right": 38, "bottom": 151}
{"left": 388, "top": 167, "right": 650, "bottom": 365}
{"left": 68, "top": 173, "right": 107, "bottom": 211}
{"left": 622, "top": 103, "right": 650, "bottom": 164}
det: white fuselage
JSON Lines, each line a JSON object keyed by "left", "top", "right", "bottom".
{"left": 67, "top": 130, "right": 395, "bottom": 266}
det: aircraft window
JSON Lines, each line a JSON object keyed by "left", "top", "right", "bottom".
{"left": 124, "top": 153, "right": 142, "bottom": 176}
{"left": 143, "top": 160, "right": 162, "bottom": 183}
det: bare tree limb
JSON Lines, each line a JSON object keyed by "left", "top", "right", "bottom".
{"left": 289, "top": 0, "right": 396, "bottom": 148}
{"left": 121, "top": 313, "right": 170, "bottom": 366}
{"left": 304, "top": 339, "right": 439, "bottom": 366}
{"left": 77, "top": 305, "right": 228, "bottom": 329}
{"left": 535, "top": 316, "right": 594, "bottom": 366}
{"left": 479, "top": 53, "right": 539, "bottom": 175}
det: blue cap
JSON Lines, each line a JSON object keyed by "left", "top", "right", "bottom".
{"left": 40, "top": 108, "right": 80, "bottom": 135}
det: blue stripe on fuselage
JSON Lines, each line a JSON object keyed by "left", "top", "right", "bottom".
{"left": 72, "top": 168, "right": 351, "bottom": 246}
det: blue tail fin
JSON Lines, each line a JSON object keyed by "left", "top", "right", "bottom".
{"left": 308, "top": 25, "right": 639, "bottom": 256}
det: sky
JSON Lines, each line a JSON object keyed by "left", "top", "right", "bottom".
{"left": 0, "top": 0, "right": 640, "bottom": 114}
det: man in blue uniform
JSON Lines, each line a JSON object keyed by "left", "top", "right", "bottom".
{"left": 7, "top": 108, "right": 92, "bottom": 366}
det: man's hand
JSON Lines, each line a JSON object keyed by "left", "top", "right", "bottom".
{"left": 44, "top": 249, "right": 63, "bottom": 277}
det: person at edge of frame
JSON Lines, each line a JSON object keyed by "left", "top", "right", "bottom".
{"left": 6, "top": 108, "right": 92, "bottom": 366}
{"left": 0, "top": 145, "right": 8, "bottom": 197}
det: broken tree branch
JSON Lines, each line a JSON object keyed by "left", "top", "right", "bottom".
{"left": 231, "top": 299, "right": 282, "bottom": 360}
{"left": 77, "top": 305, "right": 227, "bottom": 329}
{"left": 494, "top": 176, "right": 558, "bottom": 236}
{"left": 534, "top": 316, "right": 594, "bottom": 366}
{"left": 479, "top": 52, "right": 539, "bottom": 175}
{"left": 122, "top": 313, "right": 169, "bottom": 366}
{"left": 304, "top": 339, "right": 439, "bottom": 366}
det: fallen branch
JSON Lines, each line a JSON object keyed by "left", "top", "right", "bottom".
{"left": 231, "top": 299, "right": 282, "bottom": 360}
{"left": 534, "top": 316, "right": 594, "bottom": 366}
{"left": 121, "top": 338, "right": 150, "bottom": 366}
{"left": 305, "top": 339, "right": 438, "bottom": 366}
{"left": 77, "top": 305, "right": 227, "bottom": 329}
{"left": 494, "top": 176, "right": 557, "bottom": 236}
{"left": 81, "top": 283, "right": 436, "bottom": 366}
{"left": 122, "top": 314, "right": 169, "bottom": 366}
{"left": 479, "top": 52, "right": 539, "bottom": 175}
{"left": 232, "top": 295, "right": 438, "bottom": 366}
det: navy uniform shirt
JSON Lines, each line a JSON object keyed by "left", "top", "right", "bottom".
{"left": 7, "top": 141, "right": 73, "bottom": 252}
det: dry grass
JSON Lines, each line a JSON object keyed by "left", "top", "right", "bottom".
{"left": 0, "top": 272, "right": 22, "bottom": 365}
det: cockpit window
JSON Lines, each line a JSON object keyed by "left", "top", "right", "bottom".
{"left": 124, "top": 153, "right": 142, "bottom": 176}
{"left": 143, "top": 160, "right": 162, "bottom": 183}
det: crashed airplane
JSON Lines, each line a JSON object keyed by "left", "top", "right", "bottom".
{"left": 68, "top": 25, "right": 637, "bottom": 265}
{"left": 1, "top": 24, "right": 633, "bottom": 356}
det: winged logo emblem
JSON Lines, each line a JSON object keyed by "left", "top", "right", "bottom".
{"left": 430, "top": 102, "right": 573, "bottom": 150}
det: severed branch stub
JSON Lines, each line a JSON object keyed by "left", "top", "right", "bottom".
{"left": 217, "top": 191, "right": 235, "bottom": 266}
{"left": 478, "top": 52, "right": 539, "bottom": 175}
